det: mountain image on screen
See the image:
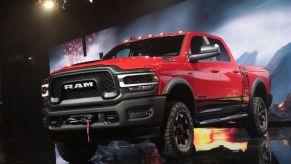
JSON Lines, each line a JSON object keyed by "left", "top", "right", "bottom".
{"left": 267, "top": 42, "right": 291, "bottom": 121}
{"left": 269, "top": 94, "right": 291, "bottom": 121}
{"left": 236, "top": 51, "right": 258, "bottom": 66}
{"left": 267, "top": 42, "right": 291, "bottom": 104}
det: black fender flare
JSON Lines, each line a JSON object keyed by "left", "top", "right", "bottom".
{"left": 162, "top": 77, "right": 194, "bottom": 96}
{"left": 250, "top": 78, "right": 268, "bottom": 105}
{"left": 162, "top": 77, "right": 197, "bottom": 119}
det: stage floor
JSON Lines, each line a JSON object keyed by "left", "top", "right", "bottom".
{"left": 1, "top": 127, "right": 291, "bottom": 164}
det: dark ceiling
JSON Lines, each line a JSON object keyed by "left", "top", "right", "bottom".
{"left": 0, "top": 0, "right": 183, "bottom": 59}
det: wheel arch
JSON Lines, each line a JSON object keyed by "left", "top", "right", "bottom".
{"left": 251, "top": 78, "right": 268, "bottom": 107}
{"left": 162, "top": 77, "right": 196, "bottom": 120}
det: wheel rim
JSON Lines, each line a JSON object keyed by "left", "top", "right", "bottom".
{"left": 258, "top": 102, "right": 267, "bottom": 129}
{"left": 173, "top": 112, "right": 192, "bottom": 151}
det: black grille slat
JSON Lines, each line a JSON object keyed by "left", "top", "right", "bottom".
{"left": 62, "top": 87, "right": 100, "bottom": 100}
{"left": 97, "top": 72, "right": 116, "bottom": 92}
{"left": 50, "top": 71, "right": 116, "bottom": 101}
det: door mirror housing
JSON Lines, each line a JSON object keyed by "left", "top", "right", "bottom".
{"left": 188, "top": 44, "right": 220, "bottom": 62}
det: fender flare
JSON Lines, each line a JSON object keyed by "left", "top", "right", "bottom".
{"left": 162, "top": 77, "right": 197, "bottom": 120}
{"left": 250, "top": 78, "right": 267, "bottom": 102}
{"left": 162, "top": 77, "right": 194, "bottom": 96}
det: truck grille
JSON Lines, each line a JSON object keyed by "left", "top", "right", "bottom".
{"left": 50, "top": 71, "right": 116, "bottom": 101}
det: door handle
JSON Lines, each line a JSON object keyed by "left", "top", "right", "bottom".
{"left": 233, "top": 70, "right": 240, "bottom": 73}
{"left": 211, "top": 69, "right": 220, "bottom": 73}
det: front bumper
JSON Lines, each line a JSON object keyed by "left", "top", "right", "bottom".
{"left": 43, "top": 96, "right": 166, "bottom": 143}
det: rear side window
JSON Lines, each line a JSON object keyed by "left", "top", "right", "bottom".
{"left": 208, "top": 38, "right": 231, "bottom": 62}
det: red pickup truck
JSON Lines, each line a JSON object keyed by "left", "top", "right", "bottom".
{"left": 41, "top": 32, "right": 272, "bottom": 162}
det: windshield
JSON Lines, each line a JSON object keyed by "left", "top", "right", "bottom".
{"left": 103, "top": 35, "right": 184, "bottom": 59}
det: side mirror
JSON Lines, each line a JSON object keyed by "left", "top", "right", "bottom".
{"left": 188, "top": 44, "right": 220, "bottom": 62}
{"left": 99, "top": 52, "right": 104, "bottom": 60}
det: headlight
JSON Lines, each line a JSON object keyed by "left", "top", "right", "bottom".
{"left": 117, "top": 72, "right": 159, "bottom": 92}
{"left": 41, "top": 83, "right": 49, "bottom": 97}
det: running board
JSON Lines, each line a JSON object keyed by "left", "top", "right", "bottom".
{"left": 199, "top": 113, "right": 248, "bottom": 125}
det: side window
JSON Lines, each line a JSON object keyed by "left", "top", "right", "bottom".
{"left": 208, "top": 38, "right": 231, "bottom": 62}
{"left": 190, "top": 36, "right": 212, "bottom": 61}
{"left": 115, "top": 48, "right": 130, "bottom": 58}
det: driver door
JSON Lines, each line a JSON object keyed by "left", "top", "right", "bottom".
{"left": 187, "top": 35, "right": 224, "bottom": 117}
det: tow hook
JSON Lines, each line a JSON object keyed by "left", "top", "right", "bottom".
{"left": 67, "top": 114, "right": 94, "bottom": 142}
{"left": 67, "top": 114, "right": 94, "bottom": 125}
{"left": 86, "top": 118, "right": 91, "bottom": 143}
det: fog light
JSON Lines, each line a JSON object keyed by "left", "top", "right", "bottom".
{"left": 127, "top": 106, "right": 153, "bottom": 119}
{"left": 103, "top": 91, "right": 118, "bottom": 99}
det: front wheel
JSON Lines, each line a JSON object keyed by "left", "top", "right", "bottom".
{"left": 155, "top": 101, "right": 195, "bottom": 159}
{"left": 56, "top": 142, "right": 96, "bottom": 163}
{"left": 245, "top": 97, "right": 268, "bottom": 137}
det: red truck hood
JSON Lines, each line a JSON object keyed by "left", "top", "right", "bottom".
{"left": 51, "top": 56, "right": 165, "bottom": 75}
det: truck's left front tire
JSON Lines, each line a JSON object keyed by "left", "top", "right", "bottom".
{"left": 56, "top": 142, "right": 96, "bottom": 163}
{"left": 155, "top": 101, "right": 195, "bottom": 159}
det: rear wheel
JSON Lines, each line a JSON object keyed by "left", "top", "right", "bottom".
{"left": 246, "top": 137, "right": 272, "bottom": 163}
{"left": 245, "top": 97, "right": 268, "bottom": 137}
{"left": 56, "top": 142, "right": 96, "bottom": 163}
{"left": 155, "top": 101, "right": 195, "bottom": 159}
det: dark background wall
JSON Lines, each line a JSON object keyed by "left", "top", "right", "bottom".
{"left": 0, "top": 56, "right": 47, "bottom": 138}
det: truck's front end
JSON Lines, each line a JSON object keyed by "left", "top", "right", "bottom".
{"left": 41, "top": 33, "right": 189, "bottom": 163}
{"left": 42, "top": 66, "right": 166, "bottom": 143}
{"left": 41, "top": 33, "right": 185, "bottom": 143}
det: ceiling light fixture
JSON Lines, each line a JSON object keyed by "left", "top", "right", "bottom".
{"left": 37, "top": 0, "right": 95, "bottom": 12}
{"left": 41, "top": 0, "right": 57, "bottom": 11}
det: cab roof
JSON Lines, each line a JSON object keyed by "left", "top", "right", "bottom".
{"left": 121, "top": 31, "right": 221, "bottom": 44}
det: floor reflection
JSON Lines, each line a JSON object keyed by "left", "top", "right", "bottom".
{"left": 194, "top": 128, "right": 248, "bottom": 151}
{"left": 2, "top": 127, "right": 291, "bottom": 163}
{"left": 55, "top": 128, "right": 278, "bottom": 164}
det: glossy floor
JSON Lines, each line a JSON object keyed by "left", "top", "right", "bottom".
{"left": 1, "top": 127, "right": 291, "bottom": 164}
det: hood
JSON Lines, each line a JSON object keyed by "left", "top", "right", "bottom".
{"left": 51, "top": 56, "right": 166, "bottom": 75}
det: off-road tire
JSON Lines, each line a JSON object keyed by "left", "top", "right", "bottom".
{"left": 246, "top": 137, "right": 272, "bottom": 163}
{"left": 245, "top": 97, "right": 268, "bottom": 137}
{"left": 56, "top": 142, "right": 96, "bottom": 163}
{"left": 155, "top": 101, "right": 195, "bottom": 159}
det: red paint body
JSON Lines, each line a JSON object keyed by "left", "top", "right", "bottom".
{"left": 50, "top": 32, "right": 271, "bottom": 104}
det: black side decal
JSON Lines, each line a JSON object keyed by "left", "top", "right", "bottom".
{"left": 239, "top": 66, "right": 250, "bottom": 105}
{"left": 162, "top": 57, "right": 175, "bottom": 62}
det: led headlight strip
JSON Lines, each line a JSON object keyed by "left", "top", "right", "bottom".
{"left": 117, "top": 72, "right": 159, "bottom": 91}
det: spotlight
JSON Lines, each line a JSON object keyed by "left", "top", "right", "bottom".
{"left": 42, "top": 0, "right": 56, "bottom": 11}
{"left": 89, "top": 0, "right": 94, "bottom": 3}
